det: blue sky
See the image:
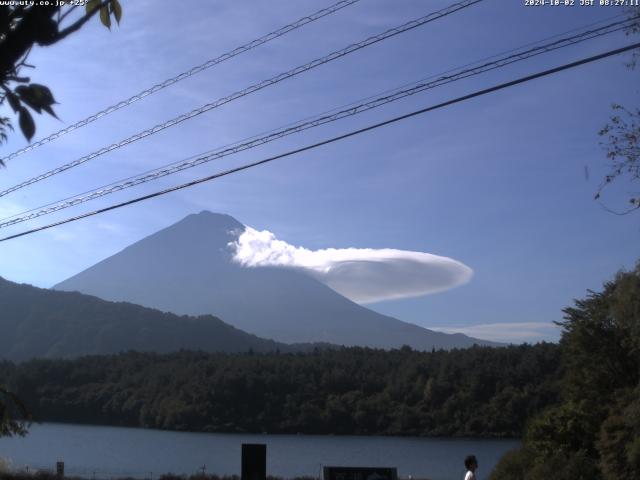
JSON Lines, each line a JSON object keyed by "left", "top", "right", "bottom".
{"left": 0, "top": 0, "right": 638, "bottom": 343}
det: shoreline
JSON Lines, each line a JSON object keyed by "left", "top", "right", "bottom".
{"left": 20, "top": 421, "right": 522, "bottom": 441}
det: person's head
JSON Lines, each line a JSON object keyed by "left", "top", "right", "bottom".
{"left": 464, "top": 455, "right": 478, "bottom": 472}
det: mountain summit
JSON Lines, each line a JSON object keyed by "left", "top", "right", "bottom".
{"left": 55, "top": 211, "right": 496, "bottom": 349}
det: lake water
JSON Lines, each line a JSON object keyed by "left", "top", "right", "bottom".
{"left": 0, "top": 423, "right": 518, "bottom": 480}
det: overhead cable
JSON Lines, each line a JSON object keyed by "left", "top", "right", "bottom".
{"left": 0, "top": 0, "right": 483, "bottom": 198}
{"left": 0, "top": 0, "right": 362, "bottom": 164}
{"left": 0, "top": 15, "right": 635, "bottom": 229}
{"left": 2, "top": 40, "right": 638, "bottom": 243}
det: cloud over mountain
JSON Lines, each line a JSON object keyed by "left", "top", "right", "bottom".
{"left": 54, "top": 211, "right": 496, "bottom": 349}
{"left": 231, "top": 226, "right": 473, "bottom": 304}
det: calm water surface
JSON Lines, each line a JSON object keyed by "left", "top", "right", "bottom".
{"left": 0, "top": 423, "right": 518, "bottom": 480}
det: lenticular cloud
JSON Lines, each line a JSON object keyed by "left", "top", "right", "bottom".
{"left": 231, "top": 227, "right": 473, "bottom": 304}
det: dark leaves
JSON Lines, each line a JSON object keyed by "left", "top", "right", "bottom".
{"left": 5, "top": 83, "right": 59, "bottom": 141}
{"left": 111, "top": 0, "right": 123, "bottom": 24}
{"left": 18, "top": 107, "right": 34, "bottom": 142}
{"left": 6, "top": 91, "right": 20, "bottom": 112}
{"left": 99, "top": 5, "right": 111, "bottom": 29}
{"left": 86, "top": 0, "right": 101, "bottom": 14}
{"left": 87, "top": 0, "right": 123, "bottom": 29}
{"left": 0, "top": 0, "right": 123, "bottom": 146}
{"left": 0, "top": 116, "right": 11, "bottom": 157}
{"left": 15, "top": 83, "right": 57, "bottom": 116}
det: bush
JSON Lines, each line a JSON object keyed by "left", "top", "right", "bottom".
{"left": 490, "top": 448, "right": 600, "bottom": 480}
{"left": 489, "top": 447, "right": 532, "bottom": 480}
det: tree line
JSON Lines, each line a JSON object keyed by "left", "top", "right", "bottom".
{"left": 0, "top": 342, "right": 561, "bottom": 438}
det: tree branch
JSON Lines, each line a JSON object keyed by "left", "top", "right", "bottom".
{"left": 58, "top": 5, "right": 78, "bottom": 24}
{"left": 54, "top": 0, "right": 111, "bottom": 43}
{"left": 0, "top": 5, "right": 58, "bottom": 76}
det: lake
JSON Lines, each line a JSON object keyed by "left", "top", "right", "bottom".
{"left": 0, "top": 423, "right": 518, "bottom": 480}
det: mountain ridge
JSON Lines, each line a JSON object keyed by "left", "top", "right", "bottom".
{"left": 0, "top": 276, "right": 300, "bottom": 362}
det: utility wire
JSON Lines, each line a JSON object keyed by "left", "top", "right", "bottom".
{"left": 2, "top": 41, "right": 638, "bottom": 244}
{"left": 0, "top": 0, "right": 362, "bottom": 164}
{"left": 0, "top": 15, "right": 635, "bottom": 229}
{"left": 0, "top": 0, "right": 483, "bottom": 198}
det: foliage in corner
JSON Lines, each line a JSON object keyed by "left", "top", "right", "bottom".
{"left": 0, "top": 0, "right": 123, "bottom": 156}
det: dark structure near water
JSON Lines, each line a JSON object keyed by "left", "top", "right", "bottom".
{"left": 241, "top": 443, "right": 266, "bottom": 480}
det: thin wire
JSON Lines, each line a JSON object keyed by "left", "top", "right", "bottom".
{"left": 0, "top": 0, "right": 362, "bottom": 164}
{"left": 0, "top": 16, "right": 634, "bottom": 229}
{"left": 0, "top": 0, "right": 483, "bottom": 198}
{"left": 2, "top": 41, "right": 638, "bottom": 244}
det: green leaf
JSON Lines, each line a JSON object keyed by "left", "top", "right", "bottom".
{"left": 29, "top": 84, "right": 55, "bottom": 103}
{"left": 100, "top": 5, "right": 111, "bottom": 29}
{"left": 111, "top": 0, "right": 122, "bottom": 24}
{"left": 86, "top": 0, "right": 101, "bottom": 14}
{"left": 15, "top": 85, "right": 41, "bottom": 113}
{"left": 14, "top": 84, "right": 57, "bottom": 116}
{"left": 42, "top": 105, "right": 59, "bottom": 120}
{"left": 18, "top": 107, "right": 35, "bottom": 142}
{"left": 6, "top": 92, "right": 20, "bottom": 113}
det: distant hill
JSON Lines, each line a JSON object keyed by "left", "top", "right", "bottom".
{"left": 55, "top": 211, "right": 499, "bottom": 350}
{"left": 0, "top": 277, "right": 293, "bottom": 362}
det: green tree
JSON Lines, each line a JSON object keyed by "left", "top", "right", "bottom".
{"left": 0, "top": 0, "right": 122, "bottom": 153}
{"left": 491, "top": 262, "right": 640, "bottom": 480}
{"left": 597, "top": 387, "right": 640, "bottom": 479}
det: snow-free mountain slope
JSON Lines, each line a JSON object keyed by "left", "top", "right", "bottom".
{"left": 55, "top": 211, "right": 498, "bottom": 349}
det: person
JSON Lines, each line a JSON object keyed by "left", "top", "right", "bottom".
{"left": 463, "top": 455, "right": 478, "bottom": 480}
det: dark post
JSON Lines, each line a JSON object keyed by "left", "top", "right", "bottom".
{"left": 55, "top": 461, "right": 64, "bottom": 478}
{"left": 241, "top": 443, "right": 266, "bottom": 480}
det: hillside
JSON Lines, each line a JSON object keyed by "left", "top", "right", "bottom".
{"left": 0, "top": 277, "right": 292, "bottom": 362}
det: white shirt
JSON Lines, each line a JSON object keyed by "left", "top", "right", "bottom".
{"left": 464, "top": 471, "right": 476, "bottom": 480}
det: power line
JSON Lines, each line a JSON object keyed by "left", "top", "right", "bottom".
{"left": 0, "top": 0, "right": 362, "bottom": 164}
{"left": 0, "top": 0, "right": 483, "bottom": 198}
{"left": 2, "top": 41, "right": 638, "bottom": 244}
{"left": 0, "top": 15, "right": 635, "bottom": 229}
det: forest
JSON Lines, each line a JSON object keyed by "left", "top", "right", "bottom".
{"left": 0, "top": 342, "right": 561, "bottom": 438}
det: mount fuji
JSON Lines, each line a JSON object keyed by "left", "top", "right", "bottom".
{"left": 54, "top": 211, "right": 497, "bottom": 349}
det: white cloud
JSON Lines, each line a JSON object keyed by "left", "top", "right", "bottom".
{"left": 429, "top": 322, "right": 561, "bottom": 344}
{"left": 231, "top": 226, "right": 473, "bottom": 304}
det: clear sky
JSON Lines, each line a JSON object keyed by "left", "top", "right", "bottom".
{"left": 0, "top": 0, "right": 638, "bottom": 343}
